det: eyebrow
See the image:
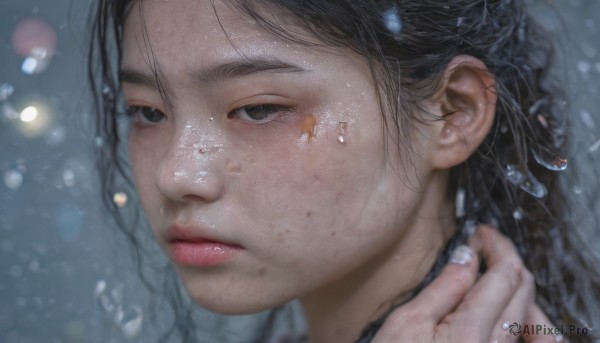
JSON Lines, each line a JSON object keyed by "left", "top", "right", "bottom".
{"left": 120, "top": 57, "right": 309, "bottom": 87}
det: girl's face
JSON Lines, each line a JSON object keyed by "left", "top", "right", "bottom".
{"left": 122, "top": 0, "right": 441, "bottom": 314}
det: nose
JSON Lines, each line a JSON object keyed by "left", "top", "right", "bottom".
{"left": 154, "top": 130, "right": 225, "bottom": 204}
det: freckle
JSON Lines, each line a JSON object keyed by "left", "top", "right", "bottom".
{"left": 300, "top": 114, "right": 317, "bottom": 142}
{"left": 331, "top": 231, "right": 336, "bottom": 237}
{"left": 306, "top": 211, "right": 312, "bottom": 217}
{"left": 258, "top": 268, "right": 266, "bottom": 277}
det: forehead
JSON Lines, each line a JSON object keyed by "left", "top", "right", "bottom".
{"left": 122, "top": 0, "right": 309, "bottom": 71}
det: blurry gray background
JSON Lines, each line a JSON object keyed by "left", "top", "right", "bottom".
{"left": 1, "top": 0, "right": 599, "bottom": 342}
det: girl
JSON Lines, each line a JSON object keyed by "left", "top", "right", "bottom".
{"left": 88, "top": 0, "right": 600, "bottom": 342}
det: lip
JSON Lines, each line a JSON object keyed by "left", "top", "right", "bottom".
{"left": 166, "top": 224, "right": 243, "bottom": 267}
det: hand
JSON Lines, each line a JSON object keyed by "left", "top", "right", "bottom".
{"left": 372, "top": 225, "right": 561, "bottom": 343}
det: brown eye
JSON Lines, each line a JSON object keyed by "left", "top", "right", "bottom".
{"left": 229, "top": 104, "right": 286, "bottom": 123}
{"left": 126, "top": 106, "right": 166, "bottom": 125}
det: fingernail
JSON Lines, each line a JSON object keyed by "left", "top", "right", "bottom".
{"left": 449, "top": 245, "right": 473, "bottom": 265}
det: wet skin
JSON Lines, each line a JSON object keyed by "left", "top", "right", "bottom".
{"left": 122, "top": 0, "right": 457, "bottom": 342}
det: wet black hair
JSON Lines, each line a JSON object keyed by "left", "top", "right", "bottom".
{"left": 88, "top": 0, "right": 600, "bottom": 342}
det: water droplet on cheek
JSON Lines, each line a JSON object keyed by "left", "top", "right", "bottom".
{"left": 300, "top": 115, "right": 317, "bottom": 142}
{"left": 337, "top": 122, "right": 348, "bottom": 144}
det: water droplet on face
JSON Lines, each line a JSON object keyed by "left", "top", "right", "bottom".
{"left": 0, "top": 83, "right": 14, "bottom": 101}
{"left": 113, "top": 192, "right": 128, "bottom": 208}
{"left": 337, "top": 122, "right": 347, "bottom": 144}
{"left": 4, "top": 169, "right": 24, "bottom": 190}
{"left": 196, "top": 171, "right": 208, "bottom": 183}
{"left": 209, "top": 117, "right": 214, "bottom": 122}
{"left": 456, "top": 17, "right": 465, "bottom": 27}
{"left": 301, "top": 115, "right": 317, "bottom": 142}
{"left": 533, "top": 148, "right": 568, "bottom": 171}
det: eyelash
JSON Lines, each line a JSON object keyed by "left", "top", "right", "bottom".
{"left": 125, "top": 104, "right": 291, "bottom": 126}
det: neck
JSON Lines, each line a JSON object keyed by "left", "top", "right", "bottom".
{"left": 299, "top": 171, "right": 455, "bottom": 343}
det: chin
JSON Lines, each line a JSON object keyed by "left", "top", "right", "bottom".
{"left": 190, "top": 293, "right": 282, "bottom": 315}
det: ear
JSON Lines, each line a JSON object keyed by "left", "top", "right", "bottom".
{"left": 429, "top": 55, "right": 497, "bottom": 170}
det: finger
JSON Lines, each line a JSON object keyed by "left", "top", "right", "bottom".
{"left": 406, "top": 243, "right": 481, "bottom": 322}
{"left": 449, "top": 226, "right": 524, "bottom": 339}
{"left": 490, "top": 267, "right": 536, "bottom": 343}
{"left": 523, "top": 304, "right": 564, "bottom": 343}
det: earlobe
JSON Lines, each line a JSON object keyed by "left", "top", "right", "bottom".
{"left": 430, "top": 55, "right": 497, "bottom": 170}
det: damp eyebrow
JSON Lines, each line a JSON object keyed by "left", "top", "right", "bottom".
{"left": 120, "top": 57, "right": 309, "bottom": 88}
{"left": 194, "top": 57, "right": 309, "bottom": 84}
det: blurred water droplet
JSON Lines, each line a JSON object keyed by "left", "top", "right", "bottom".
{"left": 46, "top": 125, "right": 67, "bottom": 145}
{"left": 4, "top": 169, "right": 24, "bottom": 190}
{"left": 117, "top": 306, "right": 143, "bottom": 339}
{"left": 63, "top": 169, "right": 75, "bottom": 187}
{"left": 577, "top": 61, "right": 591, "bottom": 74}
{"left": 579, "top": 110, "right": 596, "bottom": 129}
{"left": 99, "top": 294, "right": 116, "bottom": 313}
{"left": 337, "top": 122, "right": 347, "bottom": 144}
{"left": 500, "top": 125, "right": 508, "bottom": 133}
{"left": 102, "top": 84, "right": 111, "bottom": 95}
{"left": 588, "top": 139, "right": 600, "bottom": 153}
{"left": 533, "top": 148, "right": 568, "bottom": 171}
{"left": 2, "top": 102, "right": 19, "bottom": 120}
{"left": 573, "top": 186, "right": 583, "bottom": 195}
{"left": 504, "top": 165, "right": 525, "bottom": 185}
{"left": 519, "top": 171, "right": 547, "bottom": 199}
{"left": 95, "top": 136, "right": 104, "bottom": 148}
{"left": 0, "top": 83, "right": 14, "bottom": 101}
{"left": 1, "top": 239, "right": 14, "bottom": 253}
{"left": 111, "top": 284, "right": 124, "bottom": 305}
{"left": 28, "top": 260, "right": 40, "bottom": 272}
{"left": 513, "top": 208, "right": 523, "bottom": 221}
{"left": 16, "top": 297, "right": 27, "bottom": 308}
{"left": 8, "top": 265, "right": 23, "bottom": 277}
{"left": 21, "top": 47, "right": 51, "bottom": 74}
{"left": 455, "top": 187, "right": 465, "bottom": 218}
{"left": 113, "top": 192, "right": 128, "bottom": 208}
{"left": 95, "top": 280, "right": 107, "bottom": 297}
{"left": 382, "top": 6, "right": 402, "bottom": 34}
